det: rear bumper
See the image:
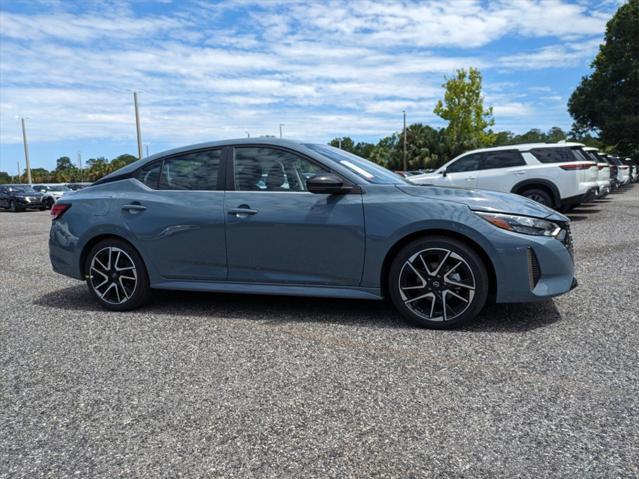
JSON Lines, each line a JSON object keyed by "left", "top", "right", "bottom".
{"left": 561, "top": 186, "right": 597, "bottom": 207}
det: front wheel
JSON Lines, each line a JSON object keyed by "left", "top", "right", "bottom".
{"left": 44, "top": 197, "right": 55, "bottom": 209}
{"left": 85, "top": 239, "right": 151, "bottom": 311}
{"left": 388, "top": 237, "right": 489, "bottom": 329}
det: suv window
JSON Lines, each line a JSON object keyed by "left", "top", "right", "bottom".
{"left": 136, "top": 162, "right": 162, "bottom": 189}
{"left": 447, "top": 154, "right": 481, "bottom": 173}
{"left": 481, "top": 150, "right": 525, "bottom": 169}
{"left": 159, "top": 150, "right": 221, "bottom": 190}
{"left": 234, "top": 147, "right": 327, "bottom": 192}
{"left": 530, "top": 147, "right": 583, "bottom": 163}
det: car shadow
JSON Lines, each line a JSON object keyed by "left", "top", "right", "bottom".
{"left": 36, "top": 285, "right": 563, "bottom": 333}
{"left": 566, "top": 214, "right": 588, "bottom": 222}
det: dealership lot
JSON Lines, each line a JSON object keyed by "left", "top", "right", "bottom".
{"left": 1, "top": 186, "right": 638, "bottom": 477}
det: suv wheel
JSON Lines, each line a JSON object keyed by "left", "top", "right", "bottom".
{"left": 85, "top": 239, "right": 151, "bottom": 311}
{"left": 45, "top": 197, "right": 54, "bottom": 209}
{"left": 388, "top": 236, "right": 489, "bottom": 329}
{"left": 521, "top": 188, "right": 553, "bottom": 207}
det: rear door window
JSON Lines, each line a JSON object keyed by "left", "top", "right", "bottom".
{"left": 481, "top": 150, "right": 525, "bottom": 169}
{"left": 159, "top": 150, "right": 222, "bottom": 190}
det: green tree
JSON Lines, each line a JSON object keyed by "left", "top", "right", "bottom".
{"left": 568, "top": 0, "right": 639, "bottom": 159}
{"left": 329, "top": 137, "right": 355, "bottom": 152}
{"left": 55, "top": 156, "right": 74, "bottom": 171}
{"left": 110, "top": 154, "right": 138, "bottom": 170}
{"left": 0, "top": 171, "right": 11, "bottom": 184}
{"left": 434, "top": 67, "right": 495, "bottom": 156}
{"left": 30, "top": 168, "right": 51, "bottom": 183}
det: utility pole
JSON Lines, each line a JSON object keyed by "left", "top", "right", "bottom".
{"left": 245, "top": 131, "right": 250, "bottom": 138}
{"left": 338, "top": 138, "right": 342, "bottom": 149}
{"left": 145, "top": 144, "right": 149, "bottom": 158}
{"left": 17, "top": 161, "right": 21, "bottom": 183}
{"left": 402, "top": 110, "right": 407, "bottom": 172}
{"left": 77, "top": 151, "right": 83, "bottom": 182}
{"left": 279, "top": 123, "right": 284, "bottom": 138}
{"left": 133, "top": 91, "right": 143, "bottom": 160}
{"left": 21, "top": 118, "right": 32, "bottom": 184}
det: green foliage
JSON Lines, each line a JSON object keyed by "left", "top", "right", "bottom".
{"left": 434, "top": 67, "right": 495, "bottom": 156}
{"left": 0, "top": 171, "right": 11, "bottom": 184}
{"left": 568, "top": 0, "right": 639, "bottom": 159}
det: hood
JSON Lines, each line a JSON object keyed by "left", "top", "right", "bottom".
{"left": 14, "top": 191, "right": 42, "bottom": 198}
{"left": 397, "top": 184, "right": 568, "bottom": 221}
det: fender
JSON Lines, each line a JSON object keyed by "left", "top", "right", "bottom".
{"left": 511, "top": 179, "right": 561, "bottom": 208}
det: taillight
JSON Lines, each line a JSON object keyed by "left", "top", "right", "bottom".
{"left": 559, "top": 162, "right": 596, "bottom": 170}
{"left": 51, "top": 203, "right": 71, "bottom": 220}
{"left": 597, "top": 164, "right": 609, "bottom": 170}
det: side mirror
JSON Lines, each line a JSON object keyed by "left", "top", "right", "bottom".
{"left": 306, "top": 174, "right": 351, "bottom": 194}
{"left": 441, "top": 168, "right": 447, "bottom": 177}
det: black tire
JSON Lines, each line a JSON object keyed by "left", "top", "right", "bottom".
{"left": 84, "top": 238, "right": 152, "bottom": 311}
{"left": 388, "top": 236, "right": 489, "bottom": 329}
{"left": 520, "top": 188, "right": 553, "bottom": 207}
{"left": 9, "top": 200, "right": 20, "bottom": 212}
{"left": 45, "top": 197, "right": 54, "bottom": 209}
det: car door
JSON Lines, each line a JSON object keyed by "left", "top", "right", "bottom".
{"left": 225, "top": 146, "right": 366, "bottom": 286}
{"left": 442, "top": 153, "right": 481, "bottom": 188}
{"left": 476, "top": 150, "right": 527, "bottom": 192}
{"left": 119, "top": 148, "right": 227, "bottom": 281}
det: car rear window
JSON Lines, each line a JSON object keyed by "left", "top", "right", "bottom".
{"left": 530, "top": 147, "right": 584, "bottom": 163}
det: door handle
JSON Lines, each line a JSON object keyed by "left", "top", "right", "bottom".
{"left": 122, "top": 203, "right": 147, "bottom": 212}
{"left": 466, "top": 177, "right": 476, "bottom": 181}
{"left": 514, "top": 170, "right": 526, "bottom": 176}
{"left": 228, "top": 207, "right": 258, "bottom": 217}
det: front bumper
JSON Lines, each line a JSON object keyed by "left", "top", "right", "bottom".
{"left": 561, "top": 187, "right": 597, "bottom": 208}
{"left": 16, "top": 198, "right": 44, "bottom": 209}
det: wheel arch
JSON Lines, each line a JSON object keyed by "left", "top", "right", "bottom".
{"left": 511, "top": 179, "right": 560, "bottom": 208}
{"left": 379, "top": 228, "right": 497, "bottom": 300}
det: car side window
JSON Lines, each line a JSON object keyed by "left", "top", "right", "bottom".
{"left": 233, "top": 147, "right": 328, "bottom": 192}
{"left": 481, "top": 151, "right": 526, "bottom": 169}
{"left": 136, "top": 162, "right": 162, "bottom": 189}
{"left": 159, "top": 150, "right": 221, "bottom": 191}
{"left": 446, "top": 154, "right": 481, "bottom": 173}
{"left": 530, "top": 148, "right": 579, "bottom": 163}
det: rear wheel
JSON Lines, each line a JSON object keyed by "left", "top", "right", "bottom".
{"left": 44, "top": 197, "right": 55, "bottom": 209}
{"left": 521, "top": 188, "right": 553, "bottom": 207}
{"left": 388, "top": 237, "right": 489, "bottom": 329}
{"left": 85, "top": 239, "right": 151, "bottom": 311}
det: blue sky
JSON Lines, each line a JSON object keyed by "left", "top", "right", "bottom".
{"left": 0, "top": 0, "right": 619, "bottom": 173}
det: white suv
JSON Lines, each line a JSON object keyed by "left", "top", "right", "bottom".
{"left": 32, "top": 184, "right": 72, "bottom": 209}
{"left": 409, "top": 143, "right": 599, "bottom": 211}
{"left": 582, "top": 147, "right": 611, "bottom": 197}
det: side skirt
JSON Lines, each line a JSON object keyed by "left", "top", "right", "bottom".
{"left": 150, "top": 280, "right": 383, "bottom": 300}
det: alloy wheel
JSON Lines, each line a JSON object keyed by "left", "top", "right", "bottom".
{"left": 89, "top": 247, "right": 138, "bottom": 305}
{"left": 398, "top": 248, "right": 476, "bottom": 322}
{"left": 526, "top": 193, "right": 548, "bottom": 205}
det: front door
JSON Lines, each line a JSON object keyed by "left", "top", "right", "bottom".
{"left": 225, "top": 146, "right": 366, "bottom": 286}
{"left": 442, "top": 153, "right": 481, "bottom": 189}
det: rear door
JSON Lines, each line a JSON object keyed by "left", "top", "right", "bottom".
{"left": 476, "top": 150, "right": 527, "bottom": 192}
{"left": 442, "top": 153, "right": 481, "bottom": 188}
{"left": 120, "top": 148, "right": 227, "bottom": 281}
{"left": 224, "top": 146, "right": 366, "bottom": 286}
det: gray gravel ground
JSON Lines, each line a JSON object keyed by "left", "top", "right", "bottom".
{"left": 1, "top": 185, "right": 638, "bottom": 478}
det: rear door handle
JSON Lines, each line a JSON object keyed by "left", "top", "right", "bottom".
{"left": 122, "top": 204, "right": 147, "bottom": 212}
{"left": 514, "top": 170, "right": 526, "bottom": 176}
{"left": 466, "top": 177, "right": 476, "bottom": 181}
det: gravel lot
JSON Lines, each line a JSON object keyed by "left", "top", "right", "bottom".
{"left": 2, "top": 185, "right": 638, "bottom": 478}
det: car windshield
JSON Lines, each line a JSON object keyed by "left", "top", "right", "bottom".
{"left": 46, "top": 185, "right": 71, "bottom": 191}
{"left": 304, "top": 144, "right": 406, "bottom": 185}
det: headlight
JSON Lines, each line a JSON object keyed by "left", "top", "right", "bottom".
{"left": 475, "top": 211, "right": 561, "bottom": 237}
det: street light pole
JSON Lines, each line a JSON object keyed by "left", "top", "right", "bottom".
{"left": 338, "top": 138, "right": 342, "bottom": 150}
{"left": 133, "top": 91, "right": 143, "bottom": 161}
{"left": 279, "top": 123, "right": 284, "bottom": 138}
{"left": 402, "top": 110, "right": 407, "bottom": 172}
{"left": 78, "top": 151, "right": 83, "bottom": 182}
{"left": 145, "top": 144, "right": 149, "bottom": 158}
{"left": 17, "top": 161, "right": 21, "bottom": 183}
{"left": 21, "top": 118, "right": 32, "bottom": 184}
{"left": 245, "top": 131, "right": 250, "bottom": 138}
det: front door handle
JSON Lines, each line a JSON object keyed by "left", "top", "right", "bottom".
{"left": 228, "top": 207, "right": 258, "bottom": 218}
{"left": 466, "top": 177, "right": 476, "bottom": 181}
{"left": 513, "top": 170, "right": 526, "bottom": 176}
{"left": 122, "top": 203, "right": 147, "bottom": 212}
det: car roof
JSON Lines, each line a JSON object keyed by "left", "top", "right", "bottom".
{"left": 459, "top": 142, "right": 585, "bottom": 156}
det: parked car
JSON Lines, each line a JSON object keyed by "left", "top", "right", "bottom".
{"left": 32, "top": 184, "right": 72, "bottom": 209}
{"left": 0, "top": 184, "right": 45, "bottom": 211}
{"left": 582, "top": 147, "right": 611, "bottom": 197}
{"left": 409, "top": 143, "right": 598, "bottom": 211}
{"left": 620, "top": 158, "right": 638, "bottom": 183}
{"left": 607, "top": 156, "right": 630, "bottom": 186}
{"left": 49, "top": 138, "right": 577, "bottom": 329}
